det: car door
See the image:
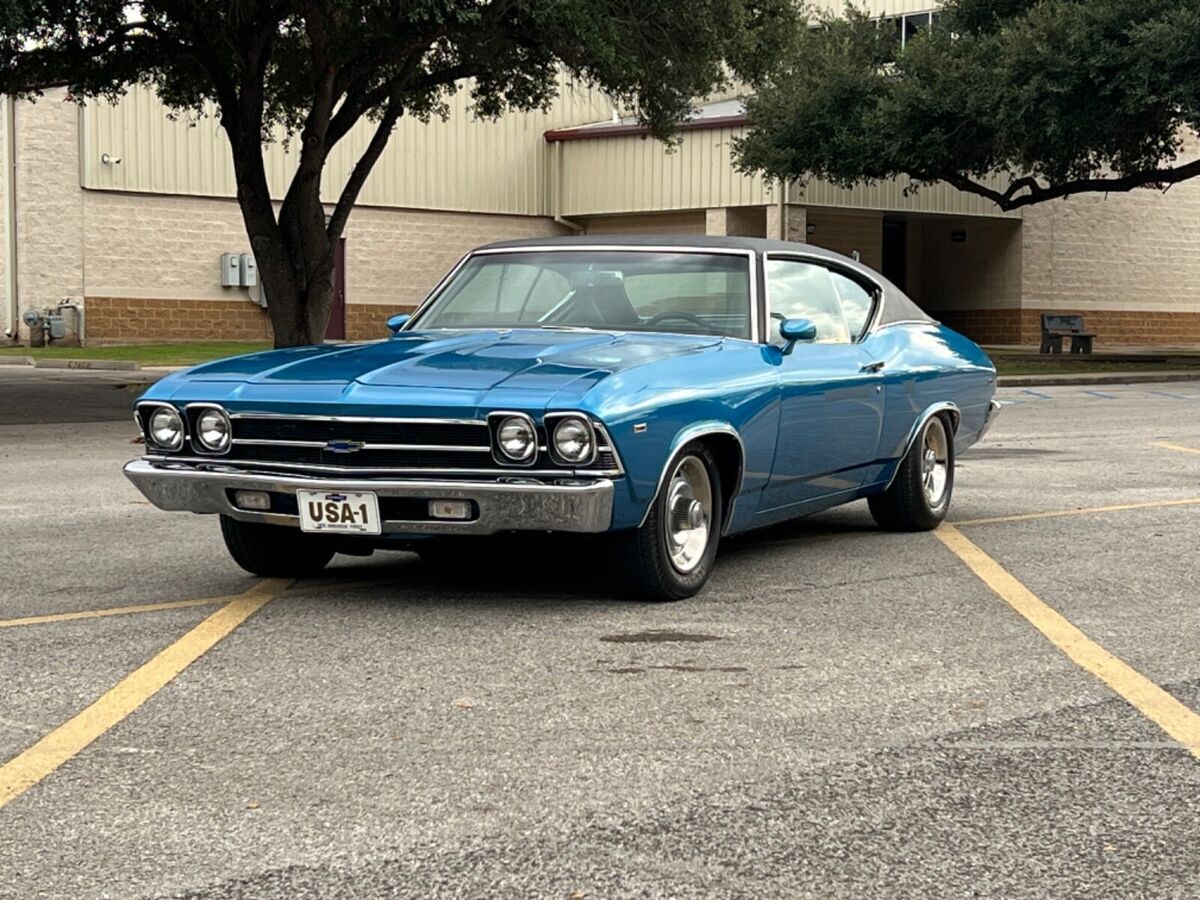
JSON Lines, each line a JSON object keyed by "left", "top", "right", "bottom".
{"left": 761, "top": 255, "right": 885, "bottom": 511}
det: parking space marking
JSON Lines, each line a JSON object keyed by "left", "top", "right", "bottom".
{"left": 1153, "top": 441, "right": 1200, "bottom": 456}
{"left": 935, "top": 525, "right": 1200, "bottom": 758}
{"left": 954, "top": 496, "right": 1200, "bottom": 527}
{"left": 0, "top": 596, "right": 235, "bottom": 630}
{"left": 0, "top": 579, "right": 388, "bottom": 631}
{"left": 0, "top": 578, "right": 290, "bottom": 811}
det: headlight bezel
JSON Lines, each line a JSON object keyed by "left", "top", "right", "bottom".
{"left": 488, "top": 411, "right": 538, "bottom": 466}
{"left": 193, "top": 405, "right": 232, "bottom": 454}
{"left": 547, "top": 413, "right": 597, "bottom": 466}
{"left": 143, "top": 403, "right": 185, "bottom": 452}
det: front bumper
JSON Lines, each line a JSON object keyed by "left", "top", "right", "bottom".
{"left": 124, "top": 458, "right": 615, "bottom": 535}
{"left": 978, "top": 398, "right": 1002, "bottom": 441}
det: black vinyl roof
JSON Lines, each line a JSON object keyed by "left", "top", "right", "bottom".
{"left": 476, "top": 234, "right": 934, "bottom": 327}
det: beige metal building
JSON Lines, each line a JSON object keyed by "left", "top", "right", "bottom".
{"left": 3, "top": 2, "right": 1200, "bottom": 347}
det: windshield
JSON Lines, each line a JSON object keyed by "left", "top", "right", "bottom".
{"left": 413, "top": 250, "right": 753, "bottom": 339}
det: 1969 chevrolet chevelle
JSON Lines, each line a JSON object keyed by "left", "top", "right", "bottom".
{"left": 126, "top": 236, "right": 999, "bottom": 601}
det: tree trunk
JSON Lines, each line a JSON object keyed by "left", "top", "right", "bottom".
{"left": 229, "top": 147, "right": 338, "bottom": 349}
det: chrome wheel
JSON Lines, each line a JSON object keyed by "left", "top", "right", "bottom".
{"left": 663, "top": 455, "right": 713, "bottom": 574}
{"left": 921, "top": 417, "right": 950, "bottom": 508}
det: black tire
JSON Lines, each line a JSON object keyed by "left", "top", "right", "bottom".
{"left": 219, "top": 515, "right": 336, "bottom": 577}
{"left": 613, "top": 442, "right": 724, "bottom": 602}
{"left": 868, "top": 413, "right": 955, "bottom": 531}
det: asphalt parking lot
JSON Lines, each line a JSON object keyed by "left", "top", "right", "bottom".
{"left": 3, "top": 373, "right": 1200, "bottom": 898}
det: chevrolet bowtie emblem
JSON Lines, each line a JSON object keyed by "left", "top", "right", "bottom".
{"left": 324, "top": 440, "right": 365, "bottom": 454}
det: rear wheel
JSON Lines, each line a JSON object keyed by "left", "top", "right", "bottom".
{"left": 868, "top": 414, "right": 955, "bottom": 531}
{"left": 613, "top": 443, "right": 723, "bottom": 601}
{"left": 219, "top": 515, "right": 336, "bottom": 577}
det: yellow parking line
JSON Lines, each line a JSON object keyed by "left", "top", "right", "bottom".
{"left": 955, "top": 497, "right": 1200, "bottom": 527}
{"left": 0, "top": 578, "right": 389, "bottom": 631}
{"left": 0, "top": 596, "right": 234, "bottom": 630}
{"left": 1154, "top": 441, "right": 1200, "bottom": 456}
{"left": 935, "top": 526, "right": 1200, "bottom": 758}
{"left": 0, "top": 578, "right": 290, "bottom": 811}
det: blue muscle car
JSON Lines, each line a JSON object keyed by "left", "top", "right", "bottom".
{"left": 126, "top": 236, "right": 999, "bottom": 600}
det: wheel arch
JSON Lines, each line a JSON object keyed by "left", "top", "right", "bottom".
{"left": 639, "top": 422, "right": 745, "bottom": 535}
{"left": 883, "top": 401, "right": 960, "bottom": 492}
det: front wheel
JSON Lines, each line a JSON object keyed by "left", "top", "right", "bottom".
{"left": 219, "top": 515, "right": 336, "bottom": 577}
{"left": 612, "top": 443, "right": 723, "bottom": 601}
{"left": 868, "top": 413, "right": 955, "bottom": 531}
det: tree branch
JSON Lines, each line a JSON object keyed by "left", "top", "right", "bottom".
{"left": 325, "top": 93, "right": 406, "bottom": 240}
{"left": 935, "top": 158, "right": 1200, "bottom": 211}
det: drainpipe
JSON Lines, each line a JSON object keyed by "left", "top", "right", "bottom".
{"left": 553, "top": 140, "right": 585, "bottom": 233}
{"left": 776, "top": 178, "right": 786, "bottom": 241}
{"left": 3, "top": 96, "right": 17, "bottom": 342}
{"left": 58, "top": 298, "right": 84, "bottom": 346}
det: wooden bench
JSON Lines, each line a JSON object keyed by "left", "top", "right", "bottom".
{"left": 1040, "top": 313, "right": 1096, "bottom": 354}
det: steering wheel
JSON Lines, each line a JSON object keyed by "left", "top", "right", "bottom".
{"left": 645, "top": 311, "right": 712, "bottom": 331}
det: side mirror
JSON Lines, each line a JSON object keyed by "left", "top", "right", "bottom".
{"left": 779, "top": 318, "right": 817, "bottom": 354}
{"left": 386, "top": 313, "right": 411, "bottom": 335}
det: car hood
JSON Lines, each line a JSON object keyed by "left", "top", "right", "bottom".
{"left": 152, "top": 329, "right": 724, "bottom": 413}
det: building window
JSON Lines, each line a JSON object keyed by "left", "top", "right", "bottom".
{"left": 881, "top": 10, "right": 942, "bottom": 49}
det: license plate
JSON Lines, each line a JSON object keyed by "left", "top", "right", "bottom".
{"left": 297, "top": 491, "right": 381, "bottom": 535}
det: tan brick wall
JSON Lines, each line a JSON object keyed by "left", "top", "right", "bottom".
{"left": 916, "top": 217, "right": 1024, "bottom": 313}
{"left": 934, "top": 307, "right": 1200, "bottom": 346}
{"left": 346, "top": 304, "right": 415, "bottom": 341}
{"left": 1021, "top": 146, "right": 1200, "bottom": 318}
{"left": 805, "top": 209, "right": 883, "bottom": 271}
{"left": 14, "top": 94, "right": 85, "bottom": 336}
{"left": 0, "top": 100, "right": 8, "bottom": 336}
{"left": 87, "top": 297, "right": 272, "bottom": 342}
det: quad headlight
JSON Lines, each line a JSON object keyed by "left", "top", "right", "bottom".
{"left": 494, "top": 414, "right": 537, "bottom": 463}
{"left": 550, "top": 415, "right": 595, "bottom": 465}
{"left": 195, "top": 407, "right": 232, "bottom": 453}
{"left": 147, "top": 406, "right": 184, "bottom": 451}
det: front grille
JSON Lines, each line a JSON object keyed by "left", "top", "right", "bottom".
{"left": 233, "top": 418, "right": 490, "bottom": 447}
{"left": 154, "top": 413, "right": 624, "bottom": 476}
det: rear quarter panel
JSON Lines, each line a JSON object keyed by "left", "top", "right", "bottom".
{"left": 864, "top": 322, "right": 997, "bottom": 474}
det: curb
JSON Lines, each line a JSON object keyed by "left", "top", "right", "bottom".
{"left": 997, "top": 371, "right": 1200, "bottom": 387}
{"left": 0, "top": 356, "right": 34, "bottom": 367}
{"left": 31, "top": 358, "right": 141, "bottom": 371}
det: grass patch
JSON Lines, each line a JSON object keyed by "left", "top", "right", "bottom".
{"left": 0, "top": 341, "right": 272, "bottom": 367}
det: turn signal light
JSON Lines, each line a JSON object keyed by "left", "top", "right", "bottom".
{"left": 428, "top": 500, "right": 472, "bottom": 520}
{"left": 233, "top": 490, "right": 271, "bottom": 511}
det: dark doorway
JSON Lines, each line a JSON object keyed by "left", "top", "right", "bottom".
{"left": 881, "top": 220, "right": 908, "bottom": 292}
{"left": 326, "top": 238, "right": 347, "bottom": 340}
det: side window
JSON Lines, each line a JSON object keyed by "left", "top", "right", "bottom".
{"left": 766, "top": 258, "right": 851, "bottom": 344}
{"left": 830, "top": 271, "right": 876, "bottom": 340}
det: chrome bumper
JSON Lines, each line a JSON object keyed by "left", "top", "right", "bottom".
{"left": 123, "top": 458, "right": 615, "bottom": 535}
{"left": 979, "top": 399, "right": 1002, "bottom": 441}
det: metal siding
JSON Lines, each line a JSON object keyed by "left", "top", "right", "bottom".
{"left": 559, "top": 127, "right": 772, "bottom": 215}
{"left": 812, "top": 0, "right": 941, "bottom": 15}
{"left": 557, "top": 125, "right": 1016, "bottom": 219}
{"left": 81, "top": 77, "right": 616, "bottom": 216}
{"left": 789, "top": 173, "right": 1020, "bottom": 219}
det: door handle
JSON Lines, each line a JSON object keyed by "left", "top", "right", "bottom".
{"left": 859, "top": 360, "right": 886, "bottom": 373}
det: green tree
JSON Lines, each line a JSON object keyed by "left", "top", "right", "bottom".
{"left": 736, "top": 0, "right": 1200, "bottom": 213}
{"left": 1, "top": 1, "right": 796, "bottom": 347}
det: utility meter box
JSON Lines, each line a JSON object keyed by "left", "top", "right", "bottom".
{"left": 239, "top": 254, "right": 258, "bottom": 287}
{"left": 220, "top": 252, "right": 240, "bottom": 287}
{"left": 46, "top": 315, "right": 67, "bottom": 340}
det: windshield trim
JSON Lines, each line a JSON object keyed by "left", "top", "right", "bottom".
{"left": 404, "top": 245, "right": 762, "bottom": 343}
